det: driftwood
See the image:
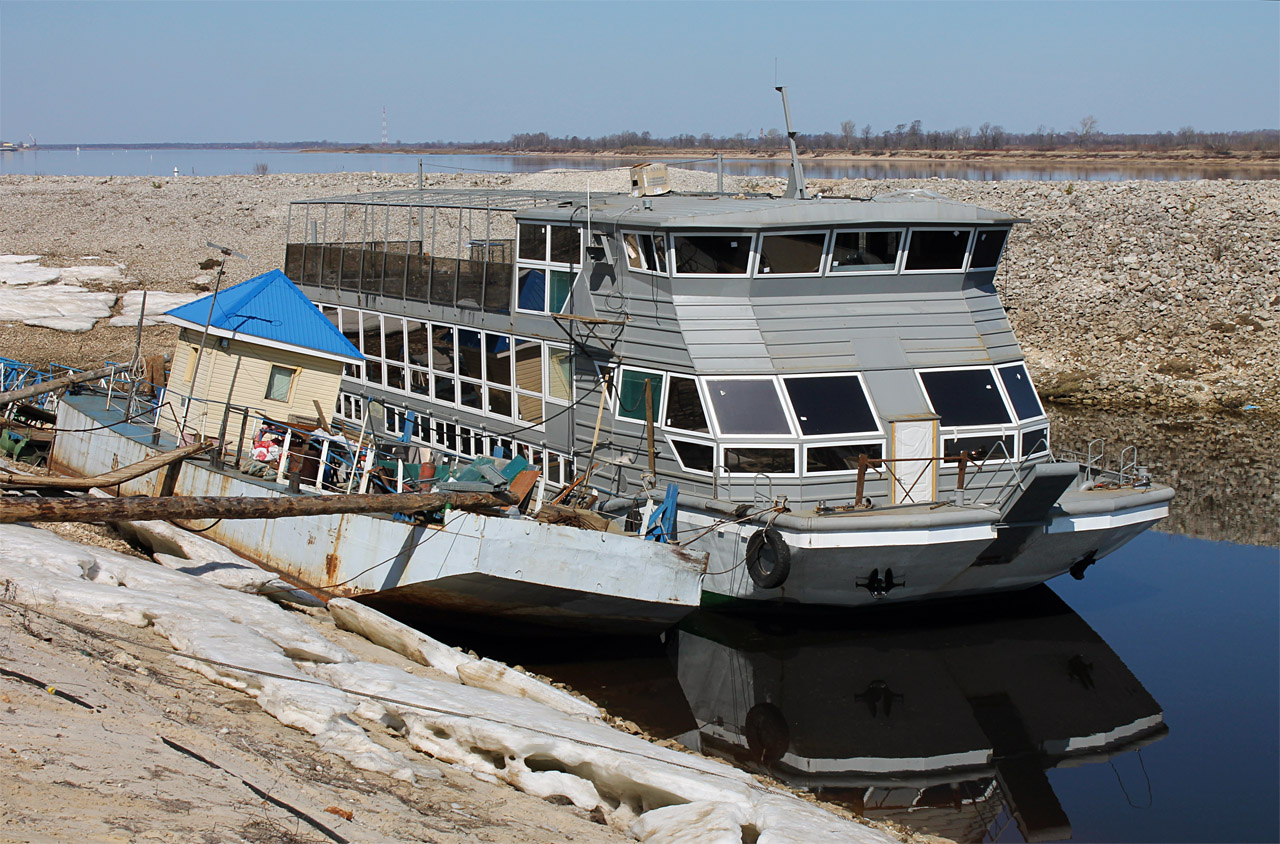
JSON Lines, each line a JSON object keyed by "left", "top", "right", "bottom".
{"left": 0, "top": 439, "right": 216, "bottom": 490}
{"left": 0, "top": 363, "right": 127, "bottom": 408}
{"left": 0, "top": 489, "right": 513, "bottom": 525}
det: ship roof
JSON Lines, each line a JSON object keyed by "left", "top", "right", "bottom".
{"left": 163, "top": 269, "right": 363, "bottom": 363}
{"left": 291, "top": 188, "right": 1024, "bottom": 229}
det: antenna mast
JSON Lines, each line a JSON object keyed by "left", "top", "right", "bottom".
{"left": 775, "top": 86, "right": 810, "bottom": 200}
{"left": 381, "top": 106, "right": 388, "bottom": 146}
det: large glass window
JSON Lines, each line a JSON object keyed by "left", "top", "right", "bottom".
{"left": 664, "top": 375, "right": 709, "bottom": 433}
{"left": 904, "top": 229, "right": 971, "bottom": 272}
{"left": 998, "top": 363, "right": 1044, "bottom": 420}
{"left": 919, "top": 368, "right": 1011, "bottom": 427}
{"left": 806, "top": 443, "right": 884, "bottom": 474}
{"left": 970, "top": 229, "right": 1009, "bottom": 270}
{"left": 617, "top": 369, "right": 664, "bottom": 423}
{"left": 830, "top": 230, "right": 901, "bottom": 273}
{"left": 705, "top": 379, "right": 791, "bottom": 435}
{"left": 758, "top": 232, "right": 825, "bottom": 275}
{"left": 783, "top": 375, "right": 878, "bottom": 436}
{"left": 673, "top": 235, "right": 752, "bottom": 275}
{"left": 723, "top": 446, "right": 796, "bottom": 475}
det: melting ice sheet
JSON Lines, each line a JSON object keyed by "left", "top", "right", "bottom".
{"left": 0, "top": 523, "right": 894, "bottom": 844}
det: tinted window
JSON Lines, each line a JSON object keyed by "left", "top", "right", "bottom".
{"left": 706, "top": 379, "right": 791, "bottom": 435}
{"left": 807, "top": 443, "right": 883, "bottom": 473}
{"left": 944, "top": 434, "right": 1015, "bottom": 460}
{"left": 999, "top": 364, "right": 1043, "bottom": 420}
{"left": 549, "top": 226, "right": 579, "bottom": 264}
{"left": 724, "top": 447, "right": 795, "bottom": 475}
{"left": 905, "top": 229, "right": 970, "bottom": 271}
{"left": 672, "top": 439, "right": 714, "bottom": 472}
{"left": 1021, "top": 428, "right": 1049, "bottom": 457}
{"left": 673, "top": 235, "right": 752, "bottom": 274}
{"left": 784, "top": 375, "right": 877, "bottom": 435}
{"left": 484, "top": 333, "right": 511, "bottom": 386}
{"left": 518, "top": 223, "right": 546, "bottom": 261}
{"left": 759, "top": 232, "right": 824, "bottom": 275}
{"left": 831, "top": 230, "right": 900, "bottom": 273}
{"left": 618, "top": 369, "right": 664, "bottom": 422}
{"left": 920, "top": 369, "right": 1011, "bottom": 427}
{"left": 664, "top": 375, "right": 709, "bottom": 433}
{"left": 970, "top": 229, "right": 1008, "bottom": 269}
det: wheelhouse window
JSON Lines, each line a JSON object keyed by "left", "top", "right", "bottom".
{"left": 944, "top": 433, "right": 1016, "bottom": 461}
{"left": 919, "top": 368, "right": 1012, "bottom": 427}
{"left": 617, "top": 369, "right": 664, "bottom": 423}
{"left": 623, "top": 232, "right": 668, "bottom": 274}
{"left": 723, "top": 446, "right": 797, "bottom": 476}
{"left": 969, "top": 228, "right": 1009, "bottom": 270}
{"left": 830, "top": 229, "right": 902, "bottom": 273}
{"left": 705, "top": 378, "right": 792, "bottom": 436}
{"left": 904, "top": 228, "right": 972, "bottom": 272}
{"left": 664, "top": 375, "right": 709, "bottom": 433}
{"left": 516, "top": 222, "right": 579, "bottom": 314}
{"left": 673, "top": 234, "right": 752, "bottom": 275}
{"left": 806, "top": 443, "right": 884, "bottom": 474}
{"left": 1021, "top": 428, "right": 1049, "bottom": 457}
{"left": 998, "top": 363, "right": 1044, "bottom": 420}
{"left": 757, "top": 232, "right": 825, "bottom": 275}
{"left": 669, "top": 438, "right": 714, "bottom": 474}
{"left": 783, "top": 375, "right": 878, "bottom": 436}
{"left": 518, "top": 223, "right": 547, "bottom": 261}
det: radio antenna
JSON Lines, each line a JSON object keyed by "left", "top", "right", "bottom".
{"left": 775, "top": 86, "right": 810, "bottom": 200}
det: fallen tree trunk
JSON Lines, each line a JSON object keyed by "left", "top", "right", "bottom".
{"left": 0, "top": 489, "right": 513, "bottom": 525}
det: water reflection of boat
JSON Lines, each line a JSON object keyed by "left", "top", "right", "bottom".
{"left": 665, "top": 590, "right": 1166, "bottom": 843}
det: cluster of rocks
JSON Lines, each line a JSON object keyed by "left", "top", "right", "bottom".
{"left": 0, "top": 169, "right": 1275, "bottom": 415}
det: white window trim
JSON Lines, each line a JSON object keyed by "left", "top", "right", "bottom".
{"left": 915, "top": 364, "right": 1016, "bottom": 430}
{"left": 780, "top": 372, "right": 883, "bottom": 438}
{"left": 611, "top": 366, "right": 668, "bottom": 426}
{"left": 719, "top": 443, "right": 801, "bottom": 478}
{"left": 670, "top": 231, "right": 757, "bottom": 278}
{"left": 827, "top": 227, "right": 906, "bottom": 275}
{"left": 666, "top": 434, "right": 716, "bottom": 476}
{"left": 901, "top": 227, "right": 976, "bottom": 275}
{"left": 968, "top": 227, "right": 1011, "bottom": 272}
{"left": 1020, "top": 426, "right": 1051, "bottom": 458}
{"left": 995, "top": 361, "right": 1047, "bottom": 422}
{"left": 753, "top": 229, "right": 829, "bottom": 279}
{"left": 941, "top": 429, "right": 1019, "bottom": 465}
{"left": 802, "top": 440, "right": 888, "bottom": 477}
{"left": 621, "top": 230, "right": 670, "bottom": 276}
{"left": 703, "top": 375, "right": 795, "bottom": 439}
{"left": 662, "top": 373, "right": 713, "bottom": 436}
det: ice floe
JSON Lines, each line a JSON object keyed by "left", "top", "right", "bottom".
{"left": 0, "top": 284, "right": 117, "bottom": 332}
{"left": 108, "top": 290, "right": 201, "bottom": 327}
{"left": 0, "top": 263, "right": 62, "bottom": 286}
{"left": 0, "top": 523, "right": 894, "bottom": 843}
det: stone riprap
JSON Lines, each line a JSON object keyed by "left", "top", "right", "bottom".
{"left": 0, "top": 171, "right": 1276, "bottom": 414}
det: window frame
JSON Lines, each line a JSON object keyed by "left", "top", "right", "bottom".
{"left": 703, "top": 375, "right": 795, "bottom": 439}
{"left": 719, "top": 443, "right": 800, "bottom": 478}
{"left": 915, "top": 364, "right": 1019, "bottom": 464}
{"left": 671, "top": 231, "right": 756, "bottom": 277}
{"left": 802, "top": 440, "right": 887, "bottom": 477}
{"left": 621, "top": 230, "right": 670, "bottom": 276}
{"left": 610, "top": 365, "right": 668, "bottom": 426}
{"left": 995, "top": 362, "right": 1047, "bottom": 423}
{"left": 901, "top": 227, "right": 975, "bottom": 275}
{"left": 827, "top": 227, "right": 906, "bottom": 275}
{"left": 666, "top": 434, "right": 716, "bottom": 476}
{"left": 263, "top": 364, "right": 300, "bottom": 404}
{"left": 780, "top": 372, "right": 883, "bottom": 440}
{"left": 753, "top": 229, "right": 829, "bottom": 278}
{"left": 968, "top": 227, "right": 1011, "bottom": 272}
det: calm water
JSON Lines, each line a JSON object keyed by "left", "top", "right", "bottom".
{"left": 412, "top": 409, "right": 1279, "bottom": 844}
{"left": 1, "top": 147, "right": 1273, "bottom": 181}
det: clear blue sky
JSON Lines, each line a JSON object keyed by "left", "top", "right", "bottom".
{"left": 2, "top": 0, "right": 1276, "bottom": 144}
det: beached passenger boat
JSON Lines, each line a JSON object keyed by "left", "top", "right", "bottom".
{"left": 266, "top": 161, "right": 1171, "bottom": 611}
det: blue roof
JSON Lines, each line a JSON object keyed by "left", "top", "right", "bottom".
{"left": 164, "top": 269, "right": 362, "bottom": 362}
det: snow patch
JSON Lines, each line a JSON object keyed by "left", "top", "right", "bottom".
{"left": 108, "top": 290, "right": 200, "bottom": 327}
{"left": 0, "top": 284, "right": 116, "bottom": 331}
{"left": 0, "top": 263, "right": 61, "bottom": 286}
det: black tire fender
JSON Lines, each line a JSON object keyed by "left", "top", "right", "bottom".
{"left": 744, "top": 702, "right": 790, "bottom": 764}
{"left": 745, "top": 528, "right": 791, "bottom": 589}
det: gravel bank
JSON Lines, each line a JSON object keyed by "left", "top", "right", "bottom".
{"left": 1, "top": 170, "right": 1276, "bottom": 414}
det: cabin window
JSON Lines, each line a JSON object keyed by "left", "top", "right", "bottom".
{"left": 549, "top": 225, "right": 581, "bottom": 264}
{"left": 673, "top": 235, "right": 752, "bottom": 275}
{"left": 670, "top": 438, "right": 714, "bottom": 473}
{"left": 617, "top": 369, "right": 665, "bottom": 423}
{"left": 264, "top": 365, "right": 296, "bottom": 403}
{"left": 664, "top": 375, "right": 709, "bottom": 433}
{"left": 758, "top": 232, "right": 825, "bottom": 275}
{"left": 1021, "top": 428, "right": 1049, "bottom": 457}
{"left": 783, "top": 375, "right": 878, "bottom": 436}
{"left": 919, "top": 368, "right": 1012, "bottom": 427}
{"left": 830, "top": 230, "right": 902, "bottom": 273}
{"left": 623, "top": 232, "right": 668, "bottom": 274}
{"left": 904, "top": 228, "right": 971, "bottom": 272}
{"left": 705, "top": 378, "right": 791, "bottom": 436}
{"left": 548, "top": 347, "right": 573, "bottom": 402}
{"left": 383, "top": 317, "right": 407, "bottom": 366}
{"left": 998, "top": 363, "right": 1044, "bottom": 420}
{"left": 944, "top": 433, "right": 1015, "bottom": 461}
{"left": 484, "top": 333, "right": 512, "bottom": 386}
{"left": 517, "top": 268, "right": 546, "bottom": 312}
{"left": 805, "top": 443, "right": 884, "bottom": 474}
{"left": 970, "top": 228, "right": 1009, "bottom": 270}
{"left": 549, "top": 270, "right": 572, "bottom": 313}
{"left": 518, "top": 224, "right": 547, "bottom": 261}
{"left": 723, "top": 446, "right": 797, "bottom": 476}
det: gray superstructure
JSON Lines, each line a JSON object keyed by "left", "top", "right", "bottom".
{"left": 282, "top": 182, "right": 1172, "bottom": 608}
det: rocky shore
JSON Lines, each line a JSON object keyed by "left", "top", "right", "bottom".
{"left": 1, "top": 170, "right": 1277, "bottom": 415}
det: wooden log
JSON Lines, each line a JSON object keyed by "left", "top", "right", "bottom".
{"left": 0, "top": 439, "right": 215, "bottom": 490}
{"left": 0, "top": 489, "right": 513, "bottom": 525}
{"left": 0, "top": 363, "right": 127, "bottom": 408}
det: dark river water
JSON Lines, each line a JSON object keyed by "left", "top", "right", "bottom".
{"left": 1, "top": 148, "right": 1274, "bottom": 182}
{"left": 414, "top": 408, "right": 1279, "bottom": 844}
